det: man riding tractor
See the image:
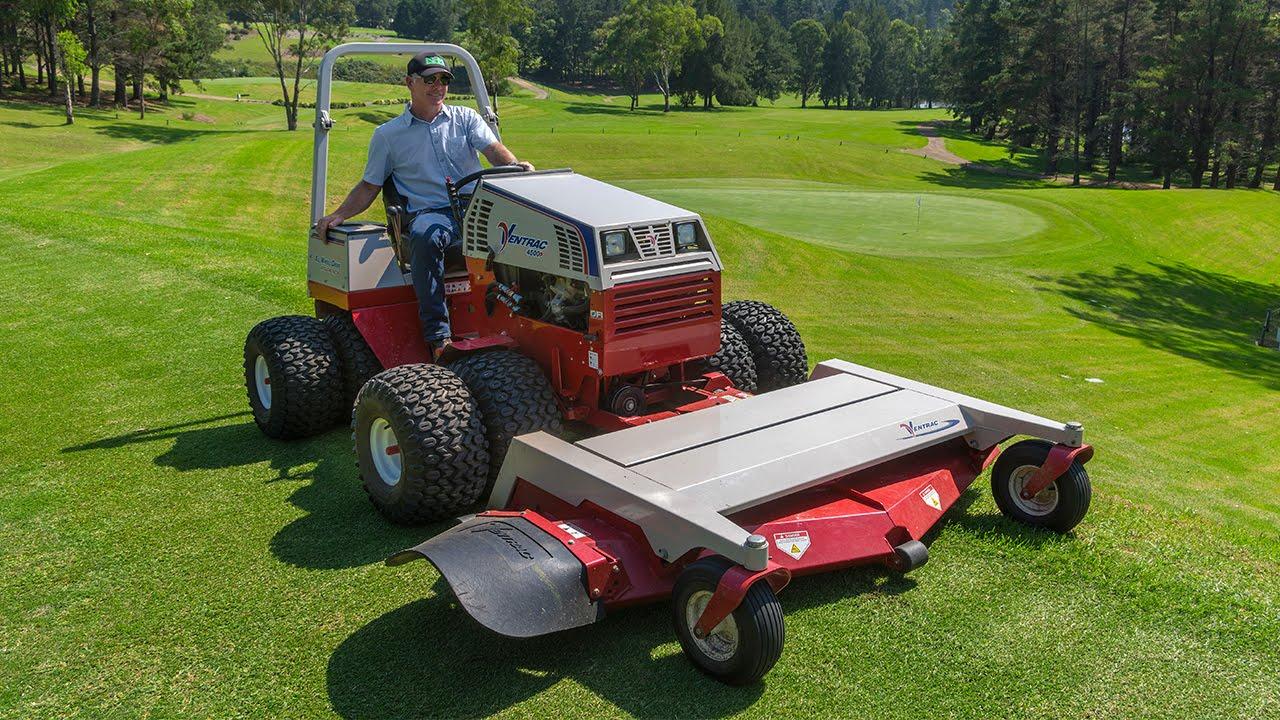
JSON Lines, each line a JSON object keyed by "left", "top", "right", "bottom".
{"left": 315, "top": 51, "right": 535, "bottom": 360}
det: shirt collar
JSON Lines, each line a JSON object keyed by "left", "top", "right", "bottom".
{"left": 401, "top": 103, "right": 452, "bottom": 126}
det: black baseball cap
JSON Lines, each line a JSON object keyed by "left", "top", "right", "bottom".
{"left": 407, "top": 52, "right": 453, "bottom": 79}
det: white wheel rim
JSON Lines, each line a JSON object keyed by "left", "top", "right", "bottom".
{"left": 254, "top": 355, "right": 272, "bottom": 410}
{"left": 1009, "top": 464, "right": 1059, "bottom": 516}
{"left": 369, "top": 418, "right": 403, "bottom": 487}
{"left": 685, "top": 590, "right": 739, "bottom": 662}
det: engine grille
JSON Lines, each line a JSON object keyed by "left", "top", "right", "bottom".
{"left": 629, "top": 223, "right": 676, "bottom": 259}
{"left": 463, "top": 198, "right": 494, "bottom": 254}
{"left": 554, "top": 224, "right": 586, "bottom": 274}
{"left": 608, "top": 271, "right": 717, "bottom": 337}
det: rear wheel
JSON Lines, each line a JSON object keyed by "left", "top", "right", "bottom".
{"left": 991, "top": 439, "right": 1091, "bottom": 533}
{"left": 243, "top": 315, "right": 345, "bottom": 439}
{"left": 323, "top": 312, "right": 383, "bottom": 406}
{"left": 672, "top": 557, "right": 785, "bottom": 685}
{"left": 354, "top": 364, "right": 489, "bottom": 524}
{"left": 447, "top": 350, "right": 562, "bottom": 488}
{"left": 723, "top": 300, "right": 809, "bottom": 392}
{"left": 703, "top": 318, "right": 758, "bottom": 392}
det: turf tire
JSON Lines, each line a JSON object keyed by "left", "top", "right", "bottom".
{"left": 244, "top": 315, "right": 345, "bottom": 439}
{"left": 323, "top": 312, "right": 383, "bottom": 405}
{"left": 722, "top": 300, "right": 809, "bottom": 392}
{"left": 447, "top": 350, "right": 563, "bottom": 487}
{"left": 672, "top": 557, "right": 785, "bottom": 686}
{"left": 703, "top": 318, "right": 758, "bottom": 392}
{"left": 354, "top": 363, "right": 490, "bottom": 524}
{"left": 991, "top": 439, "right": 1091, "bottom": 533}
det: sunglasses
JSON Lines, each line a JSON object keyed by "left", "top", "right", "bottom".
{"left": 416, "top": 74, "right": 451, "bottom": 87}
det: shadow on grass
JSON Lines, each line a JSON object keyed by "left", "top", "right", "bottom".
{"left": 1046, "top": 262, "right": 1280, "bottom": 390}
{"left": 63, "top": 413, "right": 423, "bottom": 570}
{"left": 328, "top": 562, "right": 918, "bottom": 719}
{"left": 90, "top": 122, "right": 236, "bottom": 144}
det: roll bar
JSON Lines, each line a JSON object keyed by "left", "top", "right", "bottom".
{"left": 309, "top": 42, "right": 500, "bottom": 225}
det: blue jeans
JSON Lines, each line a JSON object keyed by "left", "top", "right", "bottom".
{"left": 408, "top": 211, "right": 458, "bottom": 344}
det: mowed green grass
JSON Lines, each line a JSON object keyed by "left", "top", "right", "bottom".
{"left": 1, "top": 86, "right": 1279, "bottom": 720}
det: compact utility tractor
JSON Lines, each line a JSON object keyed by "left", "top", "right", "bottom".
{"left": 244, "top": 43, "right": 1095, "bottom": 684}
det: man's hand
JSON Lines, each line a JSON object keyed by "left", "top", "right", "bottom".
{"left": 316, "top": 212, "right": 346, "bottom": 242}
{"left": 516, "top": 161, "right": 535, "bottom": 172}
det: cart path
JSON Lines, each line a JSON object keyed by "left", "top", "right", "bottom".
{"left": 903, "top": 122, "right": 1166, "bottom": 188}
{"left": 903, "top": 123, "right": 968, "bottom": 165}
{"left": 508, "top": 77, "right": 549, "bottom": 99}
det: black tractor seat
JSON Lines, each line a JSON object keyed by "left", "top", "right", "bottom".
{"left": 382, "top": 176, "right": 468, "bottom": 274}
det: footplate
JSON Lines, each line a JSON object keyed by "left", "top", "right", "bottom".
{"left": 387, "top": 515, "right": 602, "bottom": 637}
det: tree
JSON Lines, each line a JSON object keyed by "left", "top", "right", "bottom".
{"left": 458, "top": 0, "right": 533, "bottom": 106}
{"left": 645, "top": 0, "right": 699, "bottom": 112}
{"left": 355, "top": 0, "right": 396, "bottom": 27}
{"left": 677, "top": 14, "right": 725, "bottom": 108}
{"left": 789, "top": 18, "right": 826, "bottom": 107}
{"left": 392, "top": 0, "right": 456, "bottom": 41}
{"left": 56, "top": 30, "right": 86, "bottom": 123}
{"left": 116, "top": 0, "right": 188, "bottom": 118}
{"left": 594, "top": 9, "right": 647, "bottom": 109}
{"left": 748, "top": 14, "right": 795, "bottom": 105}
{"left": 819, "top": 17, "right": 869, "bottom": 109}
{"left": 239, "top": 0, "right": 353, "bottom": 130}
{"left": 885, "top": 19, "right": 921, "bottom": 107}
{"left": 848, "top": 0, "right": 890, "bottom": 107}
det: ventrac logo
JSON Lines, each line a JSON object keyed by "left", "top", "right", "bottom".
{"left": 899, "top": 418, "right": 961, "bottom": 439}
{"left": 497, "top": 221, "right": 548, "bottom": 258}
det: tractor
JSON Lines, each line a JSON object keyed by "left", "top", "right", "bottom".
{"left": 243, "top": 43, "right": 1095, "bottom": 684}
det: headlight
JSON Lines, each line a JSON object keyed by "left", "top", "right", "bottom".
{"left": 676, "top": 222, "right": 699, "bottom": 250}
{"left": 603, "top": 231, "right": 629, "bottom": 258}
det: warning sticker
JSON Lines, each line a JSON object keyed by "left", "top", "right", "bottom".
{"left": 444, "top": 279, "right": 471, "bottom": 295}
{"left": 919, "top": 484, "right": 942, "bottom": 511}
{"left": 773, "top": 530, "right": 811, "bottom": 560}
{"left": 557, "top": 522, "right": 588, "bottom": 539}
{"left": 587, "top": 350, "right": 600, "bottom": 370}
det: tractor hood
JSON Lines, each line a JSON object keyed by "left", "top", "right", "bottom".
{"left": 460, "top": 170, "right": 723, "bottom": 291}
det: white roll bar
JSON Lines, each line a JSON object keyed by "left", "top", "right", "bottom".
{"left": 309, "top": 42, "right": 500, "bottom": 225}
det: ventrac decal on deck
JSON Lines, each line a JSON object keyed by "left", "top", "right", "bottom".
{"left": 773, "top": 531, "right": 810, "bottom": 560}
{"left": 899, "top": 418, "right": 961, "bottom": 439}
{"left": 496, "top": 221, "right": 548, "bottom": 258}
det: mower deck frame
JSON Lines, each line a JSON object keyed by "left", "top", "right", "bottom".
{"left": 489, "top": 359, "right": 1082, "bottom": 572}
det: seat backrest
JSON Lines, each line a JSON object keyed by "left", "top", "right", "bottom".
{"left": 382, "top": 175, "right": 407, "bottom": 219}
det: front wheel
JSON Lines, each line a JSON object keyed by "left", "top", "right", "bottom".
{"left": 672, "top": 557, "right": 785, "bottom": 685}
{"left": 991, "top": 439, "right": 1091, "bottom": 533}
{"left": 354, "top": 364, "right": 490, "bottom": 524}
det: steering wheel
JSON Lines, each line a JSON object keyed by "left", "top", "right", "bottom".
{"left": 452, "top": 164, "right": 529, "bottom": 191}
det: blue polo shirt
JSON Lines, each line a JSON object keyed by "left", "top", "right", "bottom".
{"left": 361, "top": 103, "right": 500, "bottom": 212}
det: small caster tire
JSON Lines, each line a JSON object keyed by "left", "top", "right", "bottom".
{"left": 991, "top": 439, "right": 1091, "bottom": 533}
{"left": 889, "top": 540, "right": 929, "bottom": 572}
{"left": 672, "top": 557, "right": 785, "bottom": 685}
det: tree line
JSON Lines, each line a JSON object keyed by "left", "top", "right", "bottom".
{"left": 391, "top": 0, "right": 953, "bottom": 111}
{"left": 947, "top": 0, "right": 1280, "bottom": 188}
{"left": 0, "top": 0, "right": 952, "bottom": 127}
{"left": 1, "top": 0, "right": 224, "bottom": 121}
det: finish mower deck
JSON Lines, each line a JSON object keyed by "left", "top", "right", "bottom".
{"left": 390, "top": 359, "right": 1094, "bottom": 684}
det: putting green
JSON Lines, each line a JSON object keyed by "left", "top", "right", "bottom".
{"left": 624, "top": 178, "right": 1048, "bottom": 258}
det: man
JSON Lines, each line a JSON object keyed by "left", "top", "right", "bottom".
{"left": 316, "top": 52, "right": 534, "bottom": 360}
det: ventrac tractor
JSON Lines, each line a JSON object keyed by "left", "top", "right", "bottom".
{"left": 243, "top": 43, "right": 1095, "bottom": 685}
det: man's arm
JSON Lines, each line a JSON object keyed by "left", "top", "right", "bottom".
{"left": 316, "top": 180, "right": 382, "bottom": 240}
{"left": 481, "top": 141, "right": 534, "bottom": 172}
